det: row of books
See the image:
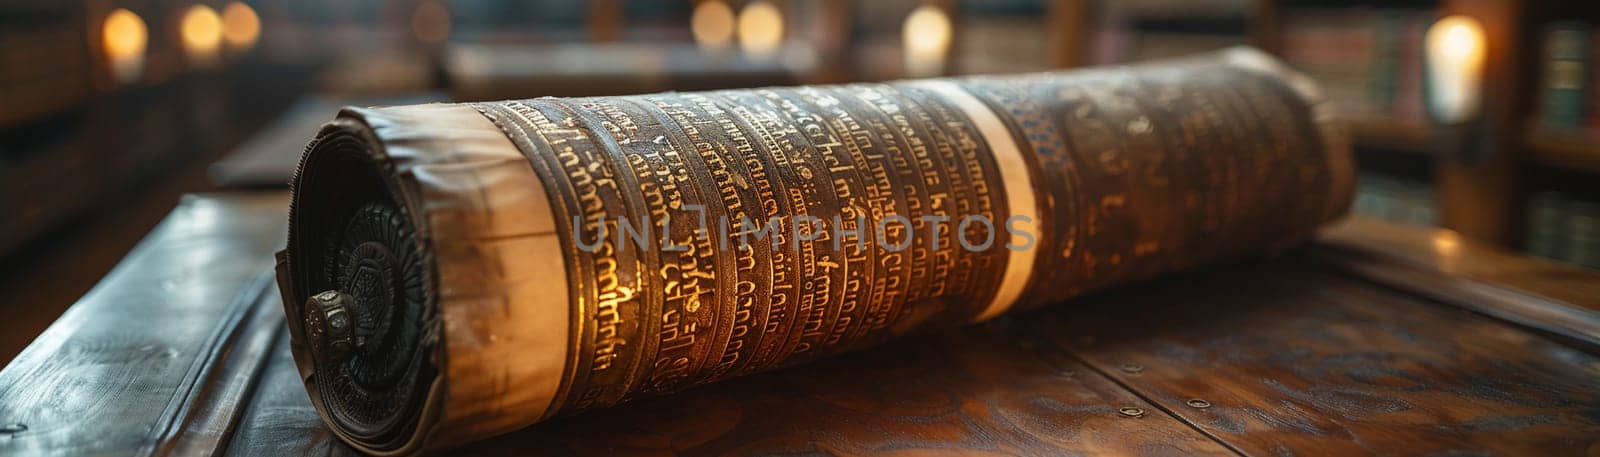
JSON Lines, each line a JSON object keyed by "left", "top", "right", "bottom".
{"left": 1281, "top": 9, "right": 1431, "bottom": 123}
{"left": 1526, "top": 192, "right": 1600, "bottom": 268}
{"left": 1353, "top": 174, "right": 1600, "bottom": 269}
{"left": 1351, "top": 173, "right": 1439, "bottom": 228}
{"left": 1538, "top": 22, "right": 1600, "bottom": 130}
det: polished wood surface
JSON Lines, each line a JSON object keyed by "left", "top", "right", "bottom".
{"left": 1033, "top": 263, "right": 1600, "bottom": 455}
{"left": 0, "top": 193, "right": 288, "bottom": 455}
{"left": 2, "top": 194, "right": 1598, "bottom": 456}
{"left": 1322, "top": 217, "right": 1600, "bottom": 312}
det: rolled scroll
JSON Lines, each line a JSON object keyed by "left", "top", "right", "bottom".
{"left": 276, "top": 47, "right": 1352, "bottom": 455}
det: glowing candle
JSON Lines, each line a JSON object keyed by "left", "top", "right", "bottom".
{"left": 1424, "top": 15, "right": 1486, "bottom": 124}
{"left": 737, "top": 0, "right": 783, "bottom": 58}
{"left": 902, "top": 4, "right": 952, "bottom": 78}
{"left": 102, "top": 8, "right": 148, "bottom": 85}
{"left": 692, "top": 0, "right": 736, "bottom": 52}
{"left": 181, "top": 4, "right": 224, "bottom": 68}
{"left": 221, "top": 2, "right": 261, "bottom": 52}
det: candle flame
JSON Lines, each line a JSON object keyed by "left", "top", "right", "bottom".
{"left": 102, "top": 9, "right": 147, "bottom": 84}
{"left": 903, "top": 5, "right": 953, "bottom": 77}
{"left": 103, "top": 9, "right": 147, "bottom": 61}
{"left": 692, "top": 1, "right": 736, "bottom": 52}
{"left": 737, "top": 1, "right": 783, "bottom": 58}
{"left": 222, "top": 2, "right": 261, "bottom": 51}
{"left": 181, "top": 4, "right": 224, "bottom": 65}
{"left": 1424, "top": 15, "right": 1486, "bottom": 124}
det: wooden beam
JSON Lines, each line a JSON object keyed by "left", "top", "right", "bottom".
{"left": 1048, "top": 0, "right": 1093, "bottom": 68}
{"left": 1433, "top": 0, "right": 1529, "bottom": 247}
{"left": 1251, "top": 0, "right": 1282, "bottom": 54}
{"left": 588, "top": 0, "right": 623, "bottom": 42}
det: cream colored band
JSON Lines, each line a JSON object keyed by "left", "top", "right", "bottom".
{"left": 911, "top": 81, "right": 1040, "bottom": 322}
{"left": 354, "top": 104, "right": 570, "bottom": 449}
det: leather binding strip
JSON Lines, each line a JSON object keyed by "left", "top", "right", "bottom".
{"left": 277, "top": 47, "right": 1353, "bottom": 455}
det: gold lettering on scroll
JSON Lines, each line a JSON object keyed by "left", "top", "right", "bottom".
{"left": 793, "top": 255, "right": 836, "bottom": 355}
{"left": 643, "top": 96, "right": 731, "bottom": 390}
{"left": 718, "top": 253, "right": 757, "bottom": 372}
{"left": 897, "top": 92, "right": 966, "bottom": 299}
{"left": 916, "top": 90, "right": 1000, "bottom": 306}
{"left": 561, "top": 137, "right": 630, "bottom": 377}
{"left": 501, "top": 101, "right": 639, "bottom": 386}
{"left": 860, "top": 89, "right": 941, "bottom": 311}
{"left": 653, "top": 232, "right": 714, "bottom": 388}
{"left": 796, "top": 89, "right": 907, "bottom": 338}
{"left": 593, "top": 101, "right": 640, "bottom": 143}
{"left": 713, "top": 106, "right": 777, "bottom": 376}
{"left": 592, "top": 251, "right": 632, "bottom": 371}
{"left": 454, "top": 56, "right": 1339, "bottom": 425}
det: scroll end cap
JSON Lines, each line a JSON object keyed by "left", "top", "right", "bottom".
{"left": 307, "top": 290, "right": 360, "bottom": 364}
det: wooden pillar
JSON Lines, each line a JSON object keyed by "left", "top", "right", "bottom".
{"left": 1251, "top": 0, "right": 1282, "bottom": 55}
{"left": 810, "top": 0, "right": 854, "bottom": 84}
{"left": 1434, "top": 0, "right": 1528, "bottom": 246}
{"left": 1047, "top": 0, "right": 1092, "bottom": 68}
{"left": 588, "top": 0, "right": 623, "bottom": 42}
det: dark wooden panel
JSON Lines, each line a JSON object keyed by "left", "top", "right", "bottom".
{"left": 0, "top": 193, "right": 289, "bottom": 456}
{"left": 1433, "top": 0, "right": 1531, "bottom": 246}
{"left": 1028, "top": 259, "right": 1600, "bottom": 456}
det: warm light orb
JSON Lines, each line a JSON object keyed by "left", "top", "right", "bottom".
{"left": 902, "top": 4, "right": 952, "bottom": 77}
{"left": 221, "top": 2, "right": 261, "bottom": 51}
{"left": 1436, "top": 21, "right": 1480, "bottom": 60}
{"left": 737, "top": 0, "right": 783, "bottom": 58}
{"left": 102, "top": 8, "right": 148, "bottom": 84}
{"left": 412, "top": 0, "right": 451, "bottom": 45}
{"left": 691, "top": 0, "right": 736, "bottom": 52}
{"left": 1431, "top": 231, "right": 1462, "bottom": 272}
{"left": 1424, "top": 15, "right": 1486, "bottom": 124}
{"left": 181, "top": 4, "right": 224, "bottom": 65}
{"left": 103, "top": 9, "right": 148, "bottom": 63}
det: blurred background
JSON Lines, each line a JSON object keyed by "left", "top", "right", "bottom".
{"left": 1, "top": 0, "right": 1598, "bottom": 361}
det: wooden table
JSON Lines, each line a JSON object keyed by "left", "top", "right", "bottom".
{"left": 2, "top": 192, "right": 1597, "bottom": 456}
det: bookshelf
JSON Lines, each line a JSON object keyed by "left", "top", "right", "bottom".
{"left": 1247, "top": 0, "right": 1600, "bottom": 266}
{"left": 1061, "top": 0, "right": 1600, "bottom": 263}
{"left": 1526, "top": 128, "right": 1600, "bottom": 175}
{"left": 1244, "top": 0, "right": 1525, "bottom": 249}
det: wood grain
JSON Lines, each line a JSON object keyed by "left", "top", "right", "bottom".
{"left": 230, "top": 296, "right": 1235, "bottom": 457}
{"left": 1028, "top": 260, "right": 1600, "bottom": 456}
{"left": 0, "top": 193, "right": 289, "bottom": 456}
{"left": 1322, "top": 216, "right": 1600, "bottom": 312}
